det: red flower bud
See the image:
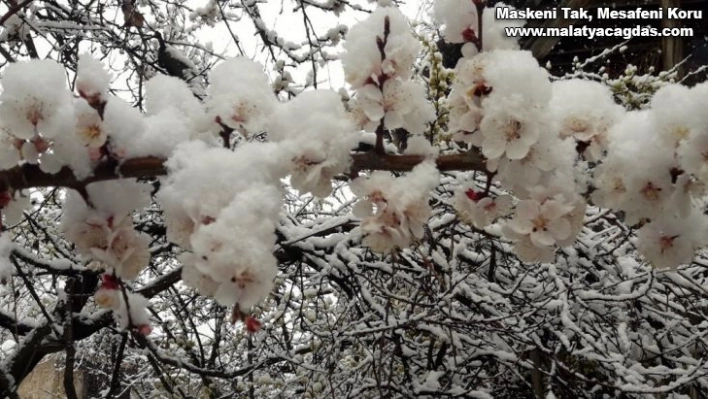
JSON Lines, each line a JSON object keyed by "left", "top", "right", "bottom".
{"left": 462, "top": 27, "right": 478, "bottom": 43}
{"left": 101, "top": 273, "right": 120, "bottom": 290}
{"left": 244, "top": 316, "right": 262, "bottom": 334}
{"left": 0, "top": 191, "right": 12, "bottom": 208}
{"left": 465, "top": 189, "right": 479, "bottom": 201}
{"left": 465, "top": 189, "right": 487, "bottom": 202}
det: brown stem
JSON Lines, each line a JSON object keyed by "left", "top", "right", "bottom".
{"left": 474, "top": 0, "right": 485, "bottom": 52}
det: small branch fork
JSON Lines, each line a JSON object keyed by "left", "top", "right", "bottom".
{"left": 0, "top": 151, "right": 488, "bottom": 193}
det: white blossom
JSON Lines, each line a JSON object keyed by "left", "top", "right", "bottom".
{"left": 454, "top": 188, "right": 512, "bottom": 228}
{"left": 433, "top": 0, "right": 479, "bottom": 44}
{"left": 351, "top": 162, "right": 439, "bottom": 252}
{"left": 636, "top": 213, "right": 708, "bottom": 270}
{"left": 205, "top": 58, "right": 277, "bottom": 135}
{"left": 0, "top": 59, "right": 72, "bottom": 140}
{"left": 341, "top": 7, "right": 420, "bottom": 88}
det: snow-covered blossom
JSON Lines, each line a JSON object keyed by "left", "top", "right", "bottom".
{"left": 95, "top": 275, "right": 152, "bottom": 334}
{"left": 341, "top": 6, "right": 434, "bottom": 141}
{"left": 503, "top": 185, "right": 585, "bottom": 261}
{"left": 434, "top": 2, "right": 523, "bottom": 58}
{"left": 353, "top": 80, "right": 435, "bottom": 135}
{"left": 433, "top": 0, "right": 479, "bottom": 45}
{"left": 504, "top": 198, "right": 572, "bottom": 248}
{"left": 351, "top": 162, "right": 440, "bottom": 252}
{"left": 482, "top": 50, "right": 552, "bottom": 103}
{"left": 76, "top": 54, "right": 112, "bottom": 104}
{"left": 675, "top": 82, "right": 708, "bottom": 184}
{"left": 158, "top": 140, "right": 287, "bottom": 232}
{"left": 63, "top": 211, "right": 115, "bottom": 255}
{"left": 158, "top": 142, "right": 286, "bottom": 310}
{"left": 61, "top": 180, "right": 151, "bottom": 280}
{"left": 341, "top": 6, "right": 420, "bottom": 88}
{"left": 179, "top": 252, "right": 219, "bottom": 297}
{"left": 268, "top": 90, "right": 359, "bottom": 197}
{"left": 446, "top": 53, "right": 489, "bottom": 141}
{"left": 145, "top": 74, "right": 208, "bottom": 132}
{"left": 593, "top": 111, "right": 676, "bottom": 224}
{"left": 550, "top": 80, "right": 625, "bottom": 161}
{"left": 636, "top": 212, "right": 708, "bottom": 270}
{"left": 479, "top": 95, "right": 543, "bottom": 161}
{"left": 0, "top": 59, "right": 72, "bottom": 140}
{"left": 493, "top": 131, "right": 574, "bottom": 195}
{"left": 651, "top": 84, "right": 706, "bottom": 149}
{"left": 205, "top": 58, "right": 277, "bottom": 135}
{"left": 90, "top": 226, "right": 152, "bottom": 281}
{"left": 447, "top": 50, "right": 552, "bottom": 155}
{"left": 455, "top": 188, "right": 512, "bottom": 228}
{"left": 186, "top": 184, "right": 281, "bottom": 309}
{"left": 100, "top": 97, "right": 146, "bottom": 159}
{"left": 678, "top": 131, "right": 708, "bottom": 183}
{"left": 74, "top": 101, "right": 107, "bottom": 148}
{"left": 78, "top": 74, "right": 208, "bottom": 159}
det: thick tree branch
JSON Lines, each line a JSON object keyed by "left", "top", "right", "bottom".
{"left": 0, "top": 151, "right": 487, "bottom": 193}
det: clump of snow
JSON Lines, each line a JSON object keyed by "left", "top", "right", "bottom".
{"left": 204, "top": 58, "right": 277, "bottom": 136}
{"left": 433, "top": 0, "right": 479, "bottom": 44}
{"left": 76, "top": 54, "right": 112, "bottom": 103}
{"left": 268, "top": 90, "right": 359, "bottom": 197}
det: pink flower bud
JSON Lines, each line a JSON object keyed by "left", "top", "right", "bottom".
{"left": 32, "top": 137, "right": 50, "bottom": 153}
{"left": 137, "top": 324, "right": 152, "bottom": 335}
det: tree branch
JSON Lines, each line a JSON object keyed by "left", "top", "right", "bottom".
{"left": 0, "top": 151, "right": 487, "bottom": 193}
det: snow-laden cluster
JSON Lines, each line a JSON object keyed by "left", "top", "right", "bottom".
{"left": 591, "top": 83, "right": 708, "bottom": 269}
{"left": 57, "top": 180, "right": 154, "bottom": 333}
{"left": 61, "top": 180, "right": 151, "bottom": 280}
{"left": 157, "top": 141, "right": 286, "bottom": 310}
{"left": 204, "top": 58, "right": 277, "bottom": 136}
{"left": 343, "top": 6, "right": 435, "bottom": 137}
{"left": 443, "top": 47, "right": 586, "bottom": 260}
{"left": 268, "top": 90, "right": 360, "bottom": 197}
{"left": 432, "top": 1, "right": 708, "bottom": 269}
{"left": 549, "top": 80, "right": 625, "bottom": 161}
{"left": 0, "top": 60, "right": 76, "bottom": 176}
{"left": 443, "top": 43, "right": 708, "bottom": 268}
{"left": 351, "top": 162, "right": 440, "bottom": 252}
